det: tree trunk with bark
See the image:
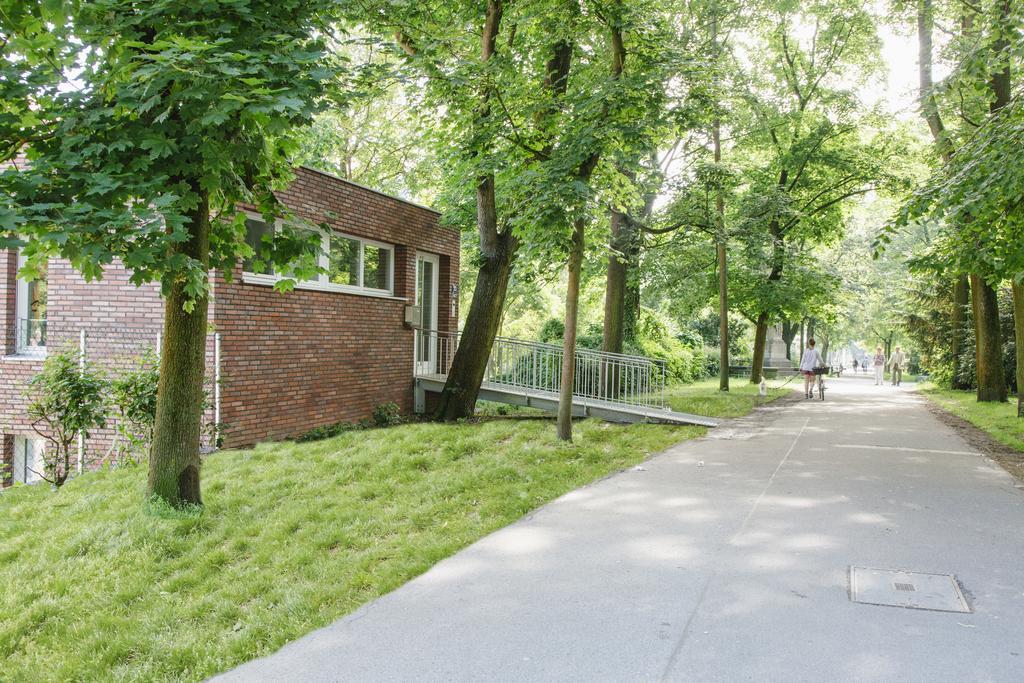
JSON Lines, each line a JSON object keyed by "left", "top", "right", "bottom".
{"left": 558, "top": 13, "right": 623, "bottom": 440}
{"left": 603, "top": 211, "right": 629, "bottom": 356}
{"left": 1012, "top": 280, "right": 1024, "bottom": 416}
{"left": 970, "top": 3, "right": 1011, "bottom": 404}
{"left": 952, "top": 275, "right": 971, "bottom": 389}
{"left": 557, "top": 219, "right": 585, "bottom": 441}
{"left": 918, "top": 0, "right": 975, "bottom": 389}
{"left": 602, "top": 208, "right": 630, "bottom": 398}
{"left": 432, "top": 0, "right": 512, "bottom": 420}
{"left": 148, "top": 188, "right": 210, "bottom": 507}
{"left": 751, "top": 312, "right": 768, "bottom": 384}
{"left": 712, "top": 110, "right": 729, "bottom": 391}
{"left": 717, "top": 241, "right": 729, "bottom": 390}
{"left": 971, "top": 274, "right": 1007, "bottom": 402}
{"left": 435, "top": 229, "right": 516, "bottom": 420}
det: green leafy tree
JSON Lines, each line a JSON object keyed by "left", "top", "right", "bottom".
{"left": 892, "top": 0, "right": 1021, "bottom": 404}
{"left": 5, "top": 0, "right": 338, "bottom": 507}
{"left": 731, "top": 0, "right": 896, "bottom": 383}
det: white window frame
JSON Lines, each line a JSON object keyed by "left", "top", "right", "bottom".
{"left": 15, "top": 249, "right": 46, "bottom": 356}
{"left": 240, "top": 212, "right": 397, "bottom": 299}
{"left": 12, "top": 435, "right": 45, "bottom": 485}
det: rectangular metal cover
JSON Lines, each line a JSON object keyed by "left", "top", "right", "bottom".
{"left": 849, "top": 567, "right": 971, "bottom": 613}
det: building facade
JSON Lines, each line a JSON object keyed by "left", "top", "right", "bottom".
{"left": 1, "top": 167, "right": 459, "bottom": 487}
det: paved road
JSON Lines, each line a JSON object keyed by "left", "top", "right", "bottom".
{"left": 216, "top": 378, "right": 1024, "bottom": 682}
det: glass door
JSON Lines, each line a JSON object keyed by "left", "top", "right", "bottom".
{"left": 415, "top": 253, "right": 440, "bottom": 375}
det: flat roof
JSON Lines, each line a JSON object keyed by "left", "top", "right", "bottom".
{"left": 298, "top": 165, "right": 441, "bottom": 216}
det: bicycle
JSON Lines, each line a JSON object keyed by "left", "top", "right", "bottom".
{"left": 812, "top": 366, "right": 830, "bottom": 400}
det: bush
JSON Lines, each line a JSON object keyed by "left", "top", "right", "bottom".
{"left": 372, "top": 402, "right": 402, "bottom": 427}
{"left": 107, "top": 349, "right": 159, "bottom": 466}
{"left": 539, "top": 318, "right": 565, "bottom": 343}
{"left": 703, "top": 347, "right": 720, "bottom": 378}
{"left": 295, "top": 421, "right": 356, "bottom": 443}
{"left": 629, "top": 309, "right": 705, "bottom": 383}
{"left": 23, "top": 348, "right": 107, "bottom": 488}
{"left": 296, "top": 402, "right": 403, "bottom": 442}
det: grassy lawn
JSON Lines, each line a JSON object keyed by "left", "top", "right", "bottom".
{"left": 2, "top": 418, "right": 703, "bottom": 682}
{"left": 0, "top": 380, "right": 784, "bottom": 682}
{"left": 665, "top": 377, "right": 792, "bottom": 418}
{"left": 919, "top": 383, "right": 1024, "bottom": 452}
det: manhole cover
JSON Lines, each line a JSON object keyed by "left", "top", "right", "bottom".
{"left": 849, "top": 567, "right": 971, "bottom": 613}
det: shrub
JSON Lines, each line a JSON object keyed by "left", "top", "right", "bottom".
{"left": 295, "top": 421, "right": 356, "bottom": 443}
{"left": 295, "top": 402, "right": 403, "bottom": 442}
{"left": 107, "top": 349, "right": 160, "bottom": 467}
{"left": 372, "top": 402, "right": 403, "bottom": 427}
{"left": 539, "top": 318, "right": 565, "bottom": 343}
{"left": 23, "top": 348, "right": 107, "bottom": 488}
{"left": 629, "top": 309, "right": 705, "bottom": 383}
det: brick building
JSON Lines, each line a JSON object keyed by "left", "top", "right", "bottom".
{"left": 1, "top": 166, "right": 459, "bottom": 487}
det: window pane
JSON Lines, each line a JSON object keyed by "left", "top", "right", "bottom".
{"left": 363, "top": 245, "right": 391, "bottom": 290}
{"left": 243, "top": 218, "right": 273, "bottom": 274}
{"left": 280, "top": 226, "right": 320, "bottom": 280}
{"left": 16, "top": 251, "right": 47, "bottom": 350}
{"left": 328, "top": 235, "right": 360, "bottom": 286}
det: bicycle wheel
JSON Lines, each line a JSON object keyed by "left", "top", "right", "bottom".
{"left": 819, "top": 377, "right": 825, "bottom": 400}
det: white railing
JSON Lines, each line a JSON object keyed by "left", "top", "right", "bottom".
{"left": 416, "top": 329, "right": 668, "bottom": 410}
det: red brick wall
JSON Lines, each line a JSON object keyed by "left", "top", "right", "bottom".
{"left": 215, "top": 167, "right": 459, "bottom": 447}
{"left": 0, "top": 252, "right": 175, "bottom": 484}
{"left": 2, "top": 167, "right": 459, "bottom": 481}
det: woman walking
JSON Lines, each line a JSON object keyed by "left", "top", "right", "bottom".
{"left": 873, "top": 346, "right": 885, "bottom": 385}
{"left": 800, "top": 338, "right": 825, "bottom": 399}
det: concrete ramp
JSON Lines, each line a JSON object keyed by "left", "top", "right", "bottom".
{"left": 415, "top": 375, "right": 718, "bottom": 428}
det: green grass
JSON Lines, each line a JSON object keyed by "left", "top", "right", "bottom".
{"left": 665, "top": 377, "right": 792, "bottom": 418}
{"left": 0, "top": 380, "right": 781, "bottom": 682}
{"left": 919, "top": 383, "right": 1024, "bottom": 452}
{"left": 0, "top": 418, "right": 698, "bottom": 682}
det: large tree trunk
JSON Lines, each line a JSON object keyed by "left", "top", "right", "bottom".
{"left": 557, "top": 219, "right": 585, "bottom": 441}
{"left": 971, "top": 274, "right": 1007, "bottom": 402}
{"left": 434, "top": 229, "right": 515, "bottom": 420}
{"left": 602, "top": 209, "right": 629, "bottom": 356}
{"left": 717, "top": 241, "right": 729, "bottom": 391}
{"left": 751, "top": 312, "right": 768, "bottom": 384}
{"left": 951, "top": 275, "right": 971, "bottom": 389}
{"left": 602, "top": 208, "right": 630, "bottom": 398}
{"left": 919, "top": 0, "right": 973, "bottom": 390}
{"left": 711, "top": 92, "right": 729, "bottom": 392}
{"left": 623, "top": 243, "right": 641, "bottom": 343}
{"left": 1012, "top": 280, "right": 1024, "bottom": 417}
{"left": 148, "top": 189, "right": 210, "bottom": 507}
{"left": 432, "top": 0, "right": 510, "bottom": 421}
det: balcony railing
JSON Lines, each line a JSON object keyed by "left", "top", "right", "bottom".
{"left": 415, "top": 329, "right": 668, "bottom": 410}
{"left": 15, "top": 317, "right": 47, "bottom": 354}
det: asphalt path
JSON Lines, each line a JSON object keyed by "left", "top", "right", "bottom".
{"left": 215, "top": 377, "right": 1024, "bottom": 682}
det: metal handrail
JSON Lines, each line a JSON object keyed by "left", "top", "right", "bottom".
{"left": 415, "top": 329, "right": 668, "bottom": 410}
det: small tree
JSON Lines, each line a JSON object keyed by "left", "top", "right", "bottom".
{"left": 24, "top": 349, "right": 107, "bottom": 488}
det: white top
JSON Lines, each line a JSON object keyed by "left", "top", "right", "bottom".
{"left": 799, "top": 348, "right": 824, "bottom": 372}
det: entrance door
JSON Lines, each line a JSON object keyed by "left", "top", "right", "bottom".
{"left": 415, "top": 253, "right": 440, "bottom": 375}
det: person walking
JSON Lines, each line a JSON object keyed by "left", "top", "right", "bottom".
{"left": 889, "top": 346, "right": 907, "bottom": 386}
{"left": 872, "top": 346, "right": 885, "bottom": 385}
{"left": 800, "top": 338, "right": 825, "bottom": 399}
{"left": 853, "top": 358, "right": 859, "bottom": 374}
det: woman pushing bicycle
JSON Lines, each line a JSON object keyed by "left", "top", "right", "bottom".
{"left": 799, "top": 338, "right": 825, "bottom": 399}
